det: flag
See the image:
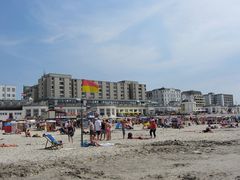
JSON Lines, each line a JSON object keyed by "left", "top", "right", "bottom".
{"left": 82, "top": 80, "right": 99, "bottom": 93}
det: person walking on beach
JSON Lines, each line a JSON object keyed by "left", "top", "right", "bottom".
{"left": 149, "top": 119, "right": 157, "bottom": 138}
{"left": 121, "top": 119, "right": 126, "bottom": 139}
{"left": 94, "top": 118, "right": 102, "bottom": 140}
{"left": 67, "top": 121, "right": 75, "bottom": 143}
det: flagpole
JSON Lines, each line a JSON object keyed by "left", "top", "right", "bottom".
{"left": 80, "top": 99, "right": 84, "bottom": 147}
{"left": 80, "top": 79, "right": 99, "bottom": 147}
{"left": 80, "top": 79, "right": 84, "bottom": 147}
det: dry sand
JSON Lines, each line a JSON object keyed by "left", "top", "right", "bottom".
{"left": 1, "top": 125, "right": 240, "bottom": 180}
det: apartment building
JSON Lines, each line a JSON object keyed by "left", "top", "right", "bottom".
{"left": 0, "top": 85, "right": 16, "bottom": 100}
{"left": 24, "top": 73, "right": 146, "bottom": 102}
{"left": 204, "top": 93, "right": 234, "bottom": 107}
{"left": 147, "top": 87, "right": 181, "bottom": 106}
{"left": 23, "top": 85, "right": 38, "bottom": 101}
{"left": 38, "top": 73, "right": 72, "bottom": 100}
{"left": 181, "top": 90, "right": 205, "bottom": 107}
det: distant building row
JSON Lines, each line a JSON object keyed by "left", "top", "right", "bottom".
{"left": 147, "top": 88, "right": 234, "bottom": 107}
{"left": 1, "top": 73, "right": 235, "bottom": 110}
{"left": 22, "top": 73, "right": 234, "bottom": 107}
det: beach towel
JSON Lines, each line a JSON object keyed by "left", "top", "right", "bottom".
{"left": 99, "top": 143, "right": 115, "bottom": 147}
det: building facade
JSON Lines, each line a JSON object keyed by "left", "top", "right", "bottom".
{"left": 147, "top": 88, "right": 181, "bottom": 106}
{"left": 24, "top": 73, "right": 146, "bottom": 102}
{"left": 181, "top": 90, "right": 205, "bottom": 107}
{"left": 23, "top": 85, "right": 38, "bottom": 101}
{"left": 0, "top": 85, "right": 16, "bottom": 100}
{"left": 203, "top": 93, "right": 234, "bottom": 107}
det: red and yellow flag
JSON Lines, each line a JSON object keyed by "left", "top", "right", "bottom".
{"left": 82, "top": 80, "right": 99, "bottom": 93}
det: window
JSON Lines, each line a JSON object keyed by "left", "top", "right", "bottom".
{"left": 7, "top": 88, "right": 10, "bottom": 92}
{"left": 99, "top": 109, "right": 105, "bottom": 116}
{"left": 12, "top": 88, "right": 15, "bottom": 92}
{"left": 26, "top": 109, "right": 31, "bottom": 117}
{"left": 33, "top": 109, "right": 39, "bottom": 116}
{"left": 7, "top": 94, "right": 10, "bottom": 97}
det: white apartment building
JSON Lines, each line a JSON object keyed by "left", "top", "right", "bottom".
{"left": 147, "top": 88, "right": 181, "bottom": 106}
{"left": 203, "top": 93, "right": 234, "bottom": 107}
{"left": 0, "top": 85, "right": 16, "bottom": 100}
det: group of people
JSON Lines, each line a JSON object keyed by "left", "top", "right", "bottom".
{"left": 89, "top": 118, "right": 112, "bottom": 144}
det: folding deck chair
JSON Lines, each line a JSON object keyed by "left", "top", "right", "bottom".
{"left": 43, "top": 133, "right": 63, "bottom": 149}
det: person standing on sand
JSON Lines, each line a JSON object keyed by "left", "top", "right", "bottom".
{"left": 106, "top": 120, "right": 111, "bottom": 141}
{"left": 89, "top": 120, "right": 95, "bottom": 142}
{"left": 149, "top": 119, "right": 157, "bottom": 138}
{"left": 100, "top": 119, "right": 106, "bottom": 140}
{"left": 94, "top": 118, "right": 102, "bottom": 141}
{"left": 121, "top": 120, "right": 126, "bottom": 139}
{"left": 67, "top": 121, "right": 75, "bottom": 143}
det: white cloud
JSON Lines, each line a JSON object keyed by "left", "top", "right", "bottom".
{"left": 31, "top": 1, "right": 169, "bottom": 43}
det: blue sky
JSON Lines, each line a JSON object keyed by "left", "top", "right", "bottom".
{"left": 0, "top": 0, "right": 240, "bottom": 103}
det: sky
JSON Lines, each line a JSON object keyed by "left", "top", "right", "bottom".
{"left": 0, "top": 0, "right": 240, "bottom": 103}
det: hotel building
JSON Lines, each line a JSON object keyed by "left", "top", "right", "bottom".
{"left": 146, "top": 87, "right": 181, "bottom": 106}
{"left": 23, "top": 73, "right": 146, "bottom": 102}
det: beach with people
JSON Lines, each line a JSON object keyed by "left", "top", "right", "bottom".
{"left": 1, "top": 119, "right": 240, "bottom": 180}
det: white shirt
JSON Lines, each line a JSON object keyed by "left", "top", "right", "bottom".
{"left": 94, "top": 119, "right": 102, "bottom": 131}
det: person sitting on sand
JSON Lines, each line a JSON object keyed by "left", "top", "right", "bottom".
{"left": 32, "top": 133, "right": 41, "bottom": 137}
{"left": 127, "top": 132, "right": 151, "bottom": 140}
{"left": 202, "top": 127, "right": 213, "bottom": 133}
{"left": 90, "top": 134, "right": 100, "bottom": 146}
{"left": 25, "top": 129, "right": 31, "bottom": 137}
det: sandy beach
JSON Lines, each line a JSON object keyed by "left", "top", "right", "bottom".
{"left": 1, "top": 125, "right": 240, "bottom": 180}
